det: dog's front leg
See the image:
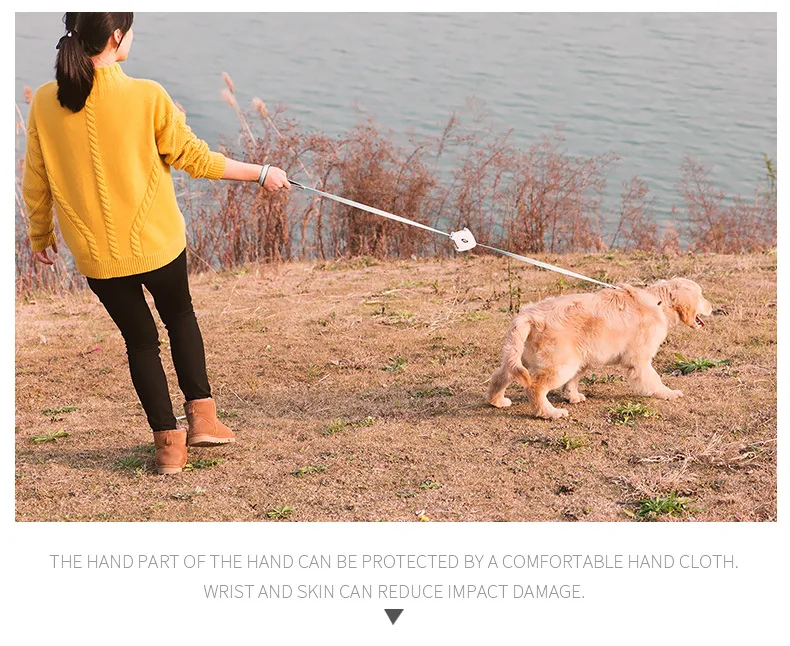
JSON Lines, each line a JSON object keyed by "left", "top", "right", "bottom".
{"left": 626, "top": 361, "right": 683, "bottom": 400}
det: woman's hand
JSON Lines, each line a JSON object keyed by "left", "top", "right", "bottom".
{"left": 33, "top": 241, "right": 58, "bottom": 265}
{"left": 262, "top": 166, "right": 290, "bottom": 192}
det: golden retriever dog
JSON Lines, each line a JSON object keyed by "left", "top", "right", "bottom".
{"left": 487, "top": 278, "right": 713, "bottom": 419}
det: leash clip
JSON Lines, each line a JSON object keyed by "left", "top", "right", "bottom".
{"left": 450, "top": 227, "right": 477, "bottom": 252}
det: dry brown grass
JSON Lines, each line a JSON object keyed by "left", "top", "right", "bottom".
{"left": 15, "top": 251, "right": 776, "bottom": 522}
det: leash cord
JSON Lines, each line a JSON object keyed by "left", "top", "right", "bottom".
{"left": 289, "top": 180, "right": 619, "bottom": 290}
{"left": 290, "top": 180, "right": 450, "bottom": 238}
{"left": 476, "top": 244, "right": 618, "bottom": 289}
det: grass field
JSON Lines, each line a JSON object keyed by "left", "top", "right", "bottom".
{"left": 15, "top": 251, "right": 776, "bottom": 522}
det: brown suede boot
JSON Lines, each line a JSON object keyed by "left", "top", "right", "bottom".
{"left": 184, "top": 398, "right": 236, "bottom": 447}
{"left": 153, "top": 430, "right": 187, "bottom": 475}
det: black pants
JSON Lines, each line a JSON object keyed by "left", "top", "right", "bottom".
{"left": 87, "top": 249, "right": 211, "bottom": 432}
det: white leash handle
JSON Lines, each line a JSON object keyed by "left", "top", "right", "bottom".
{"left": 449, "top": 227, "right": 476, "bottom": 252}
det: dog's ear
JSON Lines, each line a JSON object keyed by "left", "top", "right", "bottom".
{"left": 669, "top": 283, "right": 698, "bottom": 327}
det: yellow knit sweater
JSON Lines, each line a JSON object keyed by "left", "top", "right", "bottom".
{"left": 22, "top": 63, "right": 226, "bottom": 279}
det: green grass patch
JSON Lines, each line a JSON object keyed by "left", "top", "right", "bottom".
{"left": 419, "top": 479, "right": 441, "bottom": 490}
{"left": 305, "top": 364, "right": 324, "bottom": 379}
{"left": 171, "top": 486, "right": 205, "bottom": 501}
{"left": 383, "top": 357, "right": 408, "bottom": 373}
{"left": 41, "top": 405, "right": 77, "bottom": 416}
{"left": 217, "top": 409, "right": 238, "bottom": 419}
{"left": 324, "top": 419, "right": 348, "bottom": 436}
{"left": 559, "top": 432, "right": 588, "bottom": 451}
{"left": 267, "top": 505, "right": 295, "bottom": 520}
{"left": 184, "top": 458, "right": 222, "bottom": 471}
{"left": 631, "top": 493, "right": 694, "bottom": 521}
{"left": 31, "top": 430, "right": 69, "bottom": 444}
{"left": 606, "top": 401, "right": 659, "bottom": 426}
{"left": 316, "top": 313, "right": 337, "bottom": 327}
{"left": 291, "top": 465, "right": 327, "bottom": 477}
{"left": 518, "top": 434, "right": 553, "bottom": 449}
{"left": 380, "top": 310, "right": 415, "bottom": 327}
{"left": 323, "top": 416, "right": 375, "bottom": 436}
{"left": 115, "top": 455, "right": 144, "bottom": 471}
{"left": 671, "top": 353, "right": 731, "bottom": 375}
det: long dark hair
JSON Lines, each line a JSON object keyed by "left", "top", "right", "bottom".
{"left": 55, "top": 12, "right": 134, "bottom": 113}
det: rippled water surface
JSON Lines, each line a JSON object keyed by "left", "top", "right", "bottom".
{"left": 15, "top": 12, "right": 776, "bottom": 229}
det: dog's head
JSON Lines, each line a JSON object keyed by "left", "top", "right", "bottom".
{"left": 650, "top": 278, "right": 713, "bottom": 329}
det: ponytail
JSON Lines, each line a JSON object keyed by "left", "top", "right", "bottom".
{"left": 54, "top": 12, "right": 134, "bottom": 113}
{"left": 55, "top": 18, "right": 94, "bottom": 113}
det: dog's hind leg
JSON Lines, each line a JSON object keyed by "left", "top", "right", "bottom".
{"left": 528, "top": 363, "right": 580, "bottom": 419}
{"left": 487, "top": 366, "right": 513, "bottom": 408}
{"left": 563, "top": 374, "right": 586, "bottom": 404}
{"left": 488, "top": 314, "right": 533, "bottom": 408}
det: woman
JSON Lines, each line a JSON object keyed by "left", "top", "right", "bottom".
{"left": 22, "top": 12, "right": 289, "bottom": 474}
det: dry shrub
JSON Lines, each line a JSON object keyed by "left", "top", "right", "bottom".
{"left": 434, "top": 110, "right": 617, "bottom": 255}
{"left": 322, "top": 120, "right": 436, "bottom": 258}
{"left": 677, "top": 155, "right": 776, "bottom": 253}
{"left": 610, "top": 176, "right": 660, "bottom": 252}
{"left": 503, "top": 129, "right": 617, "bottom": 253}
{"left": 441, "top": 102, "right": 515, "bottom": 248}
{"left": 186, "top": 76, "right": 332, "bottom": 267}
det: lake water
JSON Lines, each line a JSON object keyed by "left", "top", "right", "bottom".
{"left": 15, "top": 12, "right": 776, "bottom": 233}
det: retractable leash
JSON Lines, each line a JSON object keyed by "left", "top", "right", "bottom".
{"left": 288, "top": 179, "right": 619, "bottom": 290}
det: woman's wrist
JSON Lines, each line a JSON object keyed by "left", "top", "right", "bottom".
{"left": 257, "top": 164, "right": 271, "bottom": 187}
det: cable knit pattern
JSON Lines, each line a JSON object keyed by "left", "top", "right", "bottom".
{"left": 84, "top": 98, "right": 120, "bottom": 259}
{"left": 129, "top": 161, "right": 162, "bottom": 257}
{"left": 21, "top": 63, "right": 227, "bottom": 279}
{"left": 48, "top": 179, "right": 100, "bottom": 261}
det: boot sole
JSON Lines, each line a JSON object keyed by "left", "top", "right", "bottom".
{"left": 157, "top": 466, "right": 184, "bottom": 475}
{"left": 188, "top": 435, "right": 236, "bottom": 447}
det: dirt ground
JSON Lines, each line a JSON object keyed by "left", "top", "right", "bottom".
{"left": 15, "top": 251, "right": 777, "bottom": 522}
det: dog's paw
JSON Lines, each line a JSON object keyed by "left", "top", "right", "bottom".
{"left": 567, "top": 393, "right": 586, "bottom": 404}
{"left": 657, "top": 389, "right": 684, "bottom": 400}
{"left": 489, "top": 397, "right": 512, "bottom": 408}
{"left": 540, "top": 407, "right": 569, "bottom": 419}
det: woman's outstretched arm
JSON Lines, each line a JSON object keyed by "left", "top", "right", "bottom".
{"left": 153, "top": 83, "right": 289, "bottom": 191}
{"left": 221, "top": 158, "right": 290, "bottom": 191}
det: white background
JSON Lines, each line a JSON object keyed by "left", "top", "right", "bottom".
{"left": 6, "top": 4, "right": 787, "bottom": 645}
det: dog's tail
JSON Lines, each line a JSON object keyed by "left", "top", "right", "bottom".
{"left": 488, "top": 314, "right": 532, "bottom": 404}
{"left": 502, "top": 314, "right": 533, "bottom": 388}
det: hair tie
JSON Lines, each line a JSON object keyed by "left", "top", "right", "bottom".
{"left": 56, "top": 29, "right": 81, "bottom": 49}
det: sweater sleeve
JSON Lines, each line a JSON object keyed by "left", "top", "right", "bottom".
{"left": 22, "top": 98, "right": 56, "bottom": 252}
{"left": 154, "top": 85, "right": 226, "bottom": 180}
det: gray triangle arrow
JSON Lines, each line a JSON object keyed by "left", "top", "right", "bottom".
{"left": 384, "top": 609, "right": 404, "bottom": 625}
